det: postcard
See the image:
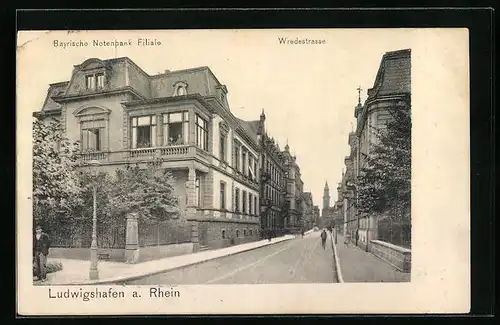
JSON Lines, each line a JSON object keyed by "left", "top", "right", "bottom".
{"left": 17, "top": 28, "right": 470, "bottom": 315}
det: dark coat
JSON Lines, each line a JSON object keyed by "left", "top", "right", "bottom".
{"left": 33, "top": 232, "right": 51, "bottom": 256}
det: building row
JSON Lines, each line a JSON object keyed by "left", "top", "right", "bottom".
{"left": 333, "top": 49, "right": 411, "bottom": 251}
{"left": 33, "top": 56, "right": 313, "bottom": 250}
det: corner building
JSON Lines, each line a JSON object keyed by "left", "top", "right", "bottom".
{"left": 34, "top": 57, "right": 261, "bottom": 250}
{"left": 338, "top": 48, "right": 411, "bottom": 251}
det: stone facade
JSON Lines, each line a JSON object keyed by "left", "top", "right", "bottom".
{"left": 34, "top": 57, "right": 262, "bottom": 251}
{"left": 281, "top": 145, "right": 304, "bottom": 231}
{"left": 302, "top": 192, "right": 314, "bottom": 230}
{"left": 195, "top": 218, "right": 260, "bottom": 249}
{"left": 336, "top": 49, "right": 411, "bottom": 251}
{"left": 237, "top": 111, "right": 305, "bottom": 235}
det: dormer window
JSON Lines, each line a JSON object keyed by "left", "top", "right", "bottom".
{"left": 173, "top": 81, "right": 188, "bottom": 97}
{"left": 86, "top": 75, "right": 95, "bottom": 90}
{"left": 86, "top": 73, "right": 105, "bottom": 90}
{"left": 96, "top": 74, "right": 105, "bottom": 89}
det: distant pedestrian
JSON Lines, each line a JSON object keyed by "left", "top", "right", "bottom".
{"left": 301, "top": 229, "right": 304, "bottom": 238}
{"left": 267, "top": 229, "right": 272, "bottom": 242}
{"left": 320, "top": 229, "right": 327, "bottom": 249}
{"left": 33, "top": 225, "right": 51, "bottom": 282}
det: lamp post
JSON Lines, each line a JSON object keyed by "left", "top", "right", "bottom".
{"left": 88, "top": 159, "right": 100, "bottom": 280}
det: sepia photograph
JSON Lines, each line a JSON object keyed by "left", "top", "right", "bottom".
{"left": 17, "top": 28, "right": 469, "bottom": 315}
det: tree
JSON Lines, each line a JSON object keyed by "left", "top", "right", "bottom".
{"left": 106, "top": 159, "right": 181, "bottom": 224}
{"left": 32, "top": 119, "right": 82, "bottom": 227}
{"left": 357, "top": 100, "right": 411, "bottom": 225}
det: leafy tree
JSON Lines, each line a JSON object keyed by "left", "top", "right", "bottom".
{"left": 104, "top": 159, "right": 181, "bottom": 224}
{"left": 357, "top": 100, "right": 411, "bottom": 225}
{"left": 32, "top": 119, "right": 82, "bottom": 227}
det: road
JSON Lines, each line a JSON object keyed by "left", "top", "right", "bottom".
{"left": 127, "top": 231, "right": 338, "bottom": 285}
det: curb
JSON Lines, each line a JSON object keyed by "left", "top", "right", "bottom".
{"left": 331, "top": 231, "right": 344, "bottom": 283}
{"left": 51, "top": 235, "right": 295, "bottom": 285}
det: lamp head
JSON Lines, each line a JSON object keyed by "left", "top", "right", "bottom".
{"left": 88, "top": 160, "right": 100, "bottom": 177}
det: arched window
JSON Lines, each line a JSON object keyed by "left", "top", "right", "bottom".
{"left": 222, "top": 229, "right": 226, "bottom": 239}
{"left": 243, "top": 229, "right": 247, "bottom": 236}
{"left": 236, "top": 230, "right": 240, "bottom": 238}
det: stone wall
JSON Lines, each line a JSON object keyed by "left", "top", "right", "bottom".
{"left": 196, "top": 219, "right": 260, "bottom": 250}
{"left": 370, "top": 239, "right": 411, "bottom": 273}
{"left": 49, "top": 247, "right": 125, "bottom": 262}
{"left": 136, "top": 243, "right": 194, "bottom": 263}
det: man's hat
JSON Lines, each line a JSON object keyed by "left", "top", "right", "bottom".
{"left": 35, "top": 225, "right": 42, "bottom": 230}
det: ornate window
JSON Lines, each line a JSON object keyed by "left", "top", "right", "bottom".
{"left": 234, "top": 188, "right": 240, "bottom": 212}
{"left": 219, "top": 121, "right": 229, "bottom": 162}
{"left": 81, "top": 128, "right": 102, "bottom": 151}
{"left": 242, "top": 190, "right": 247, "bottom": 214}
{"left": 73, "top": 106, "right": 111, "bottom": 153}
{"left": 85, "top": 73, "right": 105, "bottom": 90}
{"left": 242, "top": 148, "right": 248, "bottom": 176}
{"left": 220, "top": 131, "right": 227, "bottom": 162}
{"left": 249, "top": 193, "right": 253, "bottom": 215}
{"left": 220, "top": 181, "right": 226, "bottom": 210}
{"left": 163, "top": 112, "right": 189, "bottom": 146}
{"left": 195, "top": 114, "right": 208, "bottom": 151}
{"left": 233, "top": 141, "right": 241, "bottom": 172}
{"left": 131, "top": 115, "right": 157, "bottom": 149}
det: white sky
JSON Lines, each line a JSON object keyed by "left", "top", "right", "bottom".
{"left": 17, "top": 29, "right": 419, "bottom": 207}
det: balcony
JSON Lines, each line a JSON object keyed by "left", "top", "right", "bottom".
{"left": 78, "top": 145, "right": 209, "bottom": 164}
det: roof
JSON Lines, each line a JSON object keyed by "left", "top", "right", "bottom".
{"left": 235, "top": 118, "right": 260, "bottom": 143}
{"left": 369, "top": 49, "right": 411, "bottom": 98}
{"left": 41, "top": 82, "right": 69, "bottom": 111}
{"left": 41, "top": 56, "right": 223, "bottom": 111}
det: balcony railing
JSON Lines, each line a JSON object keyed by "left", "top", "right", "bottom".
{"left": 78, "top": 145, "right": 207, "bottom": 164}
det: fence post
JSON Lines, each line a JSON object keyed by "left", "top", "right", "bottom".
{"left": 125, "top": 213, "right": 140, "bottom": 263}
{"left": 191, "top": 221, "right": 200, "bottom": 253}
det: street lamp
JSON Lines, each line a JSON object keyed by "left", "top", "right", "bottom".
{"left": 88, "top": 159, "right": 100, "bottom": 280}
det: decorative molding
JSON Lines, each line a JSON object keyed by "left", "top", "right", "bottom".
{"left": 219, "top": 121, "right": 230, "bottom": 134}
{"left": 173, "top": 81, "right": 189, "bottom": 96}
{"left": 76, "top": 58, "right": 112, "bottom": 72}
{"left": 73, "top": 105, "right": 112, "bottom": 117}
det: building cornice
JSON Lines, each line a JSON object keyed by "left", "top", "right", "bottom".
{"left": 121, "top": 93, "right": 213, "bottom": 112}
{"left": 52, "top": 86, "right": 148, "bottom": 104}
{"left": 33, "top": 109, "right": 61, "bottom": 118}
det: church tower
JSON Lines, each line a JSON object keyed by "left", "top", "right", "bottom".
{"left": 322, "top": 181, "right": 330, "bottom": 217}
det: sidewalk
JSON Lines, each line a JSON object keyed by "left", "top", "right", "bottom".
{"left": 36, "top": 234, "right": 295, "bottom": 285}
{"left": 333, "top": 234, "right": 411, "bottom": 283}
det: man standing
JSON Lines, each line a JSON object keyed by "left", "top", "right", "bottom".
{"left": 33, "top": 225, "right": 51, "bottom": 282}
